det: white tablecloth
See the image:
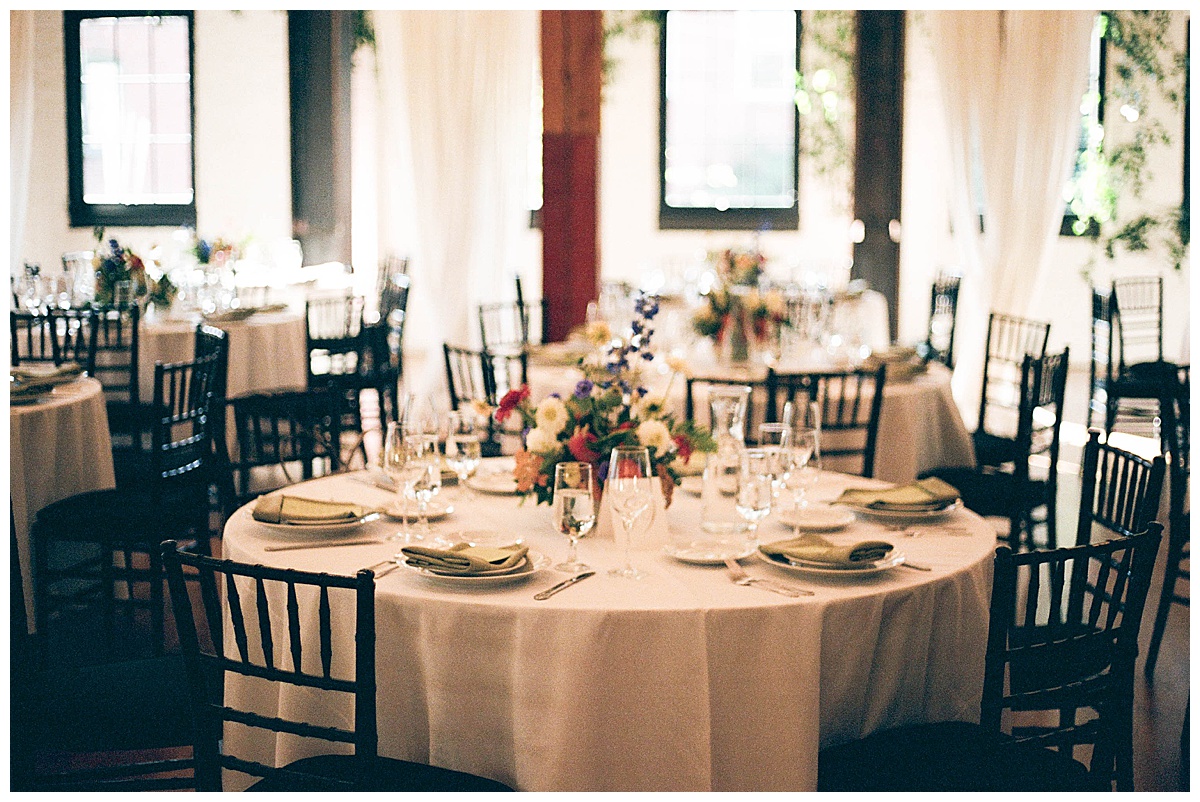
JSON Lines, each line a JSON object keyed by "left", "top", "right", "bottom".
{"left": 529, "top": 360, "right": 975, "bottom": 484}
{"left": 220, "top": 465, "right": 995, "bottom": 791}
{"left": 140, "top": 310, "right": 308, "bottom": 400}
{"left": 10, "top": 378, "right": 116, "bottom": 630}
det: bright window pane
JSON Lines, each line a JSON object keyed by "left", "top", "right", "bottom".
{"left": 77, "top": 14, "right": 194, "bottom": 207}
{"left": 663, "top": 10, "right": 798, "bottom": 212}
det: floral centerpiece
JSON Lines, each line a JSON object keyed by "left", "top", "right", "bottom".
{"left": 191, "top": 235, "right": 240, "bottom": 266}
{"left": 496, "top": 292, "right": 716, "bottom": 507}
{"left": 90, "top": 233, "right": 175, "bottom": 309}
{"left": 692, "top": 248, "right": 788, "bottom": 362}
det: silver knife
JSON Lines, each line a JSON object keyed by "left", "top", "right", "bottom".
{"left": 534, "top": 570, "right": 596, "bottom": 600}
{"left": 264, "top": 537, "right": 384, "bottom": 552}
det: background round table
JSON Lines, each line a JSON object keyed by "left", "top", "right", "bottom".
{"left": 10, "top": 377, "right": 115, "bottom": 631}
{"left": 140, "top": 308, "right": 308, "bottom": 400}
{"left": 220, "top": 463, "right": 996, "bottom": 791}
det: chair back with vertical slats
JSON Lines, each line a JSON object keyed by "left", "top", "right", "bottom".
{"left": 766, "top": 364, "right": 887, "bottom": 478}
{"left": 977, "top": 312, "right": 1051, "bottom": 435}
{"left": 443, "top": 343, "right": 495, "bottom": 411}
{"left": 1111, "top": 276, "right": 1164, "bottom": 371}
{"left": 10, "top": 308, "right": 98, "bottom": 370}
{"left": 1076, "top": 429, "right": 1166, "bottom": 545}
{"left": 925, "top": 272, "right": 962, "bottom": 368}
{"left": 227, "top": 389, "right": 343, "bottom": 510}
{"left": 478, "top": 300, "right": 546, "bottom": 353}
{"left": 983, "top": 525, "right": 1162, "bottom": 791}
{"left": 92, "top": 303, "right": 142, "bottom": 408}
{"left": 305, "top": 294, "right": 366, "bottom": 381}
{"left": 161, "top": 542, "right": 376, "bottom": 792}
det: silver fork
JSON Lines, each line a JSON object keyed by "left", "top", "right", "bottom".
{"left": 723, "top": 558, "right": 813, "bottom": 597}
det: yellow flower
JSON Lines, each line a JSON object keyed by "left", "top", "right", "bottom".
{"left": 665, "top": 354, "right": 690, "bottom": 375}
{"left": 583, "top": 320, "right": 613, "bottom": 347}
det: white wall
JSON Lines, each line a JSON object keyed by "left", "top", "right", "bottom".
{"left": 14, "top": 10, "right": 292, "bottom": 272}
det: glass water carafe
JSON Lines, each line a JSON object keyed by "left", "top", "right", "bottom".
{"left": 708, "top": 384, "right": 751, "bottom": 446}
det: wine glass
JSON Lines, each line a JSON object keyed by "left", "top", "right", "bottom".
{"left": 607, "top": 446, "right": 653, "bottom": 580}
{"left": 402, "top": 394, "right": 440, "bottom": 439}
{"left": 445, "top": 411, "right": 483, "bottom": 500}
{"left": 736, "top": 448, "right": 774, "bottom": 544}
{"left": 382, "top": 422, "right": 415, "bottom": 541}
{"left": 552, "top": 462, "right": 596, "bottom": 573}
{"left": 406, "top": 434, "right": 442, "bottom": 541}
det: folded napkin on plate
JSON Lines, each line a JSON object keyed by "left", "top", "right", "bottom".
{"left": 760, "top": 534, "right": 893, "bottom": 568}
{"left": 204, "top": 307, "right": 256, "bottom": 323}
{"left": 837, "top": 477, "right": 960, "bottom": 511}
{"left": 401, "top": 542, "right": 529, "bottom": 576}
{"left": 250, "top": 303, "right": 291, "bottom": 315}
{"left": 252, "top": 494, "right": 373, "bottom": 525}
{"left": 10, "top": 362, "right": 84, "bottom": 396}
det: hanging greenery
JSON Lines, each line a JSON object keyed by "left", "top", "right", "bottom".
{"left": 795, "top": 10, "right": 856, "bottom": 188}
{"left": 1066, "top": 11, "right": 1189, "bottom": 272}
{"left": 602, "top": 10, "right": 664, "bottom": 86}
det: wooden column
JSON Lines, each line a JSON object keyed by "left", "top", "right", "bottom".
{"left": 852, "top": 10, "right": 905, "bottom": 343}
{"left": 541, "top": 11, "right": 602, "bottom": 343}
{"left": 288, "top": 11, "right": 354, "bottom": 266}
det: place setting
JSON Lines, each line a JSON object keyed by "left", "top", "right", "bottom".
{"left": 396, "top": 537, "right": 547, "bottom": 587}
{"left": 9, "top": 361, "right": 85, "bottom": 405}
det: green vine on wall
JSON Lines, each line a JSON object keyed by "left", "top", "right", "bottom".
{"left": 1068, "top": 11, "right": 1189, "bottom": 272}
{"left": 795, "top": 10, "right": 855, "bottom": 186}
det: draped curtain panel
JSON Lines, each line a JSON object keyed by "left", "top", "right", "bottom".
{"left": 927, "top": 9, "right": 1094, "bottom": 409}
{"left": 373, "top": 10, "right": 537, "bottom": 399}
{"left": 10, "top": 10, "right": 37, "bottom": 274}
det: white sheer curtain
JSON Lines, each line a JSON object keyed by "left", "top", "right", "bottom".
{"left": 10, "top": 10, "right": 37, "bottom": 273}
{"left": 927, "top": 10, "right": 1094, "bottom": 411}
{"left": 372, "top": 11, "right": 537, "bottom": 401}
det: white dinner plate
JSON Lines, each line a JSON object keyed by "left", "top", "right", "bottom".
{"left": 254, "top": 513, "right": 381, "bottom": 538}
{"left": 776, "top": 504, "right": 855, "bottom": 532}
{"left": 465, "top": 471, "right": 521, "bottom": 495}
{"left": 384, "top": 499, "right": 453, "bottom": 521}
{"left": 841, "top": 499, "right": 963, "bottom": 524}
{"left": 663, "top": 542, "right": 756, "bottom": 565}
{"left": 407, "top": 550, "right": 548, "bottom": 587}
{"left": 757, "top": 548, "right": 907, "bottom": 576}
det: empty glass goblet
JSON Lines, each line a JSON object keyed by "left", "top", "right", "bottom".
{"left": 552, "top": 462, "right": 596, "bottom": 573}
{"left": 607, "top": 446, "right": 653, "bottom": 580}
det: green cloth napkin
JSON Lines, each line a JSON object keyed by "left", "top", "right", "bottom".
{"left": 760, "top": 534, "right": 894, "bottom": 568}
{"left": 401, "top": 543, "right": 530, "bottom": 576}
{"left": 837, "top": 477, "right": 960, "bottom": 512}
{"left": 204, "top": 307, "right": 256, "bottom": 323}
{"left": 10, "top": 362, "right": 84, "bottom": 397}
{"left": 252, "top": 494, "right": 373, "bottom": 525}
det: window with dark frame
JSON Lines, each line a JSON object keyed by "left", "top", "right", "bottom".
{"left": 659, "top": 9, "right": 801, "bottom": 231}
{"left": 1060, "top": 13, "right": 1106, "bottom": 237}
{"left": 64, "top": 11, "right": 196, "bottom": 228}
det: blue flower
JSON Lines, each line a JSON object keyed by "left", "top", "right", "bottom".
{"left": 573, "top": 379, "right": 593, "bottom": 398}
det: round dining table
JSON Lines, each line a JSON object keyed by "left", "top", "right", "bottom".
{"left": 140, "top": 307, "right": 308, "bottom": 400}
{"left": 10, "top": 377, "right": 116, "bottom": 631}
{"left": 220, "top": 460, "right": 996, "bottom": 791}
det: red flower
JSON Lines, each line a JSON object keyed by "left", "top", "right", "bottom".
{"left": 567, "top": 425, "right": 600, "bottom": 463}
{"left": 614, "top": 421, "right": 635, "bottom": 432}
{"left": 673, "top": 434, "right": 694, "bottom": 464}
{"left": 495, "top": 385, "right": 530, "bottom": 423}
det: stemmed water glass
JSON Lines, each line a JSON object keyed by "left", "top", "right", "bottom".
{"left": 607, "top": 446, "right": 653, "bottom": 580}
{"left": 382, "top": 422, "right": 416, "bottom": 541}
{"left": 552, "top": 462, "right": 596, "bottom": 573}
{"left": 445, "top": 411, "right": 482, "bottom": 494}
{"left": 736, "top": 448, "right": 774, "bottom": 545}
{"left": 757, "top": 421, "right": 792, "bottom": 498}
{"left": 402, "top": 394, "right": 440, "bottom": 439}
{"left": 784, "top": 427, "right": 819, "bottom": 515}
{"left": 406, "top": 434, "right": 443, "bottom": 541}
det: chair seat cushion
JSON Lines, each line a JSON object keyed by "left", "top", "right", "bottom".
{"left": 920, "top": 467, "right": 1049, "bottom": 519}
{"left": 36, "top": 485, "right": 208, "bottom": 543}
{"left": 817, "top": 721, "right": 1100, "bottom": 791}
{"left": 972, "top": 431, "right": 1018, "bottom": 467}
{"left": 19, "top": 654, "right": 195, "bottom": 753}
{"left": 246, "top": 754, "right": 514, "bottom": 792}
